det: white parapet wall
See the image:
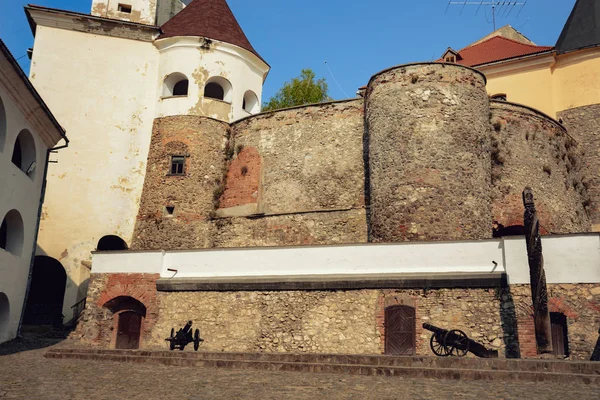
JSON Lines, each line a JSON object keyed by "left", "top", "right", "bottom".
{"left": 91, "top": 233, "right": 600, "bottom": 285}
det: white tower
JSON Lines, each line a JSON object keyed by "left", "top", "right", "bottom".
{"left": 91, "top": 0, "right": 190, "bottom": 26}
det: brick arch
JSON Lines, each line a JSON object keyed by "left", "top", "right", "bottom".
{"left": 549, "top": 297, "right": 579, "bottom": 319}
{"left": 97, "top": 284, "right": 152, "bottom": 308}
{"left": 90, "top": 274, "right": 159, "bottom": 349}
{"left": 164, "top": 139, "right": 189, "bottom": 154}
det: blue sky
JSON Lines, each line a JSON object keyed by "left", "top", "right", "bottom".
{"left": 1, "top": 0, "right": 576, "bottom": 100}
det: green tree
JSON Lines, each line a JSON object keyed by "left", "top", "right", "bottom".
{"left": 262, "top": 69, "right": 330, "bottom": 111}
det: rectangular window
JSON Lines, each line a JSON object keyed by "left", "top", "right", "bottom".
{"left": 118, "top": 4, "right": 132, "bottom": 13}
{"left": 170, "top": 156, "right": 185, "bottom": 175}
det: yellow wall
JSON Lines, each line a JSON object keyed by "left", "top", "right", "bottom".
{"left": 479, "top": 47, "right": 600, "bottom": 118}
{"left": 552, "top": 48, "right": 600, "bottom": 113}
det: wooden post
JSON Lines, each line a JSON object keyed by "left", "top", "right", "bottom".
{"left": 522, "top": 187, "right": 553, "bottom": 354}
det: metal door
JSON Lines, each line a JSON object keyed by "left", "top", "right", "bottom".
{"left": 385, "top": 305, "right": 416, "bottom": 355}
{"left": 116, "top": 311, "right": 142, "bottom": 349}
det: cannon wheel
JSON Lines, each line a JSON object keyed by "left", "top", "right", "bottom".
{"left": 193, "top": 329, "right": 201, "bottom": 351}
{"left": 430, "top": 333, "right": 451, "bottom": 357}
{"left": 446, "top": 329, "right": 469, "bottom": 357}
{"left": 169, "top": 328, "right": 175, "bottom": 351}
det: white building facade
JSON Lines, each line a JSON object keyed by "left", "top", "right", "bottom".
{"left": 25, "top": 0, "right": 269, "bottom": 322}
{"left": 0, "top": 40, "right": 67, "bottom": 343}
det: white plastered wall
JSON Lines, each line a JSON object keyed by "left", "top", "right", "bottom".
{"left": 155, "top": 37, "right": 267, "bottom": 122}
{"left": 0, "top": 85, "right": 49, "bottom": 343}
{"left": 30, "top": 25, "right": 160, "bottom": 321}
{"left": 92, "top": 235, "right": 600, "bottom": 285}
{"left": 91, "top": 0, "right": 158, "bottom": 25}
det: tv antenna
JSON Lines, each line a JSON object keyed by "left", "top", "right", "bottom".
{"left": 446, "top": 1, "right": 527, "bottom": 31}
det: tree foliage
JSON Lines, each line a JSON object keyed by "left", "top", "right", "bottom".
{"left": 262, "top": 69, "right": 330, "bottom": 111}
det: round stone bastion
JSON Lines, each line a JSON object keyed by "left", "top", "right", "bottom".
{"left": 490, "top": 100, "right": 591, "bottom": 234}
{"left": 365, "top": 62, "right": 492, "bottom": 242}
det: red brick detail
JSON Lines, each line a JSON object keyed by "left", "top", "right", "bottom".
{"left": 95, "top": 273, "right": 160, "bottom": 348}
{"left": 493, "top": 193, "right": 552, "bottom": 234}
{"left": 517, "top": 316, "right": 538, "bottom": 357}
{"left": 549, "top": 297, "right": 580, "bottom": 319}
{"left": 219, "top": 147, "right": 261, "bottom": 209}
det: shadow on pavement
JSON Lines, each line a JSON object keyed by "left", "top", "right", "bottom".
{"left": 0, "top": 335, "right": 67, "bottom": 356}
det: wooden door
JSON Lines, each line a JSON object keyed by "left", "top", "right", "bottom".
{"left": 550, "top": 312, "right": 568, "bottom": 356}
{"left": 116, "top": 311, "right": 142, "bottom": 349}
{"left": 385, "top": 305, "right": 416, "bottom": 355}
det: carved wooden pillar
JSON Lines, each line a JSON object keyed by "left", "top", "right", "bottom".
{"left": 522, "top": 187, "right": 553, "bottom": 354}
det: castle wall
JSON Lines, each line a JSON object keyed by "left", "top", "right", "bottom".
{"left": 214, "top": 100, "right": 367, "bottom": 245}
{"left": 558, "top": 104, "right": 600, "bottom": 231}
{"left": 78, "top": 272, "right": 600, "bottom": 360}
{"left": 131, "top": 116, "right": 229, "bottom": 250}
{"left": 490, "top": 101, "right": 590, "bottom": 233}
{"left": 30, "top": 25, "right": 160, "bottom": 320}
{"left": 213, "top": 210, "right": 367, "bottom": 248}
{"left": 366, "top": 63, "right": 492, "bottom": 242}
{"left": 131, "top": 100, "right": 368, "bottom": 249}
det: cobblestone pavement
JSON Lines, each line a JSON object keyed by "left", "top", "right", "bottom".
{"left": 1, "top": 338, "right": 599, "bottom": 400}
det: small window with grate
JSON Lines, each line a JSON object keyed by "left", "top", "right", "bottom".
{"left": 170, "top": 156, "right": 185, "bottom": 175}
{"left": 118, "top": 4, "right": 132, "bottom": 13}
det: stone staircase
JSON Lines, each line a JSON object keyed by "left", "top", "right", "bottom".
{"left": 45, "top": 348, "right": 600, "bottom": 384}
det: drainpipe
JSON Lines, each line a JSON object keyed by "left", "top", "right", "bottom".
{"left": 17, "top": 137, "right": 70, "bottom": 337}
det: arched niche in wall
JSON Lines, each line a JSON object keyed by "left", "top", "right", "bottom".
{"left": 0, "top": 209, "right": 24, "bottom": 257}
{"left": 22, "top": 256, "right": 67, "bottom": 326}
{"left": 0, "top": 94, "right": 6, "bottom": 152}
{"left": 97, "top": 235, "right": 129, "bottom": 251}
{"left": 204, "top": 76, "right": 232, "bottom": 103}
{"left": 0, "top": 293, "right": 9, "bottom": 341}
{"left": 11, "top": 129, "right": 37, "bottom": 180}
{"left": 243, "top": 90, "right": 260, "bottom": 114}
{"left": 163, "top": 72, "right": 189, "bottom": 97}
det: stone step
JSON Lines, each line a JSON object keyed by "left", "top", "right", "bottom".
{"left": 45, "top": 349, "right": 600, "bottom": 384}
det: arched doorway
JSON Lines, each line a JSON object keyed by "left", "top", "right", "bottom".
{"left": 0, "top": 293, "right": 9, "bottom": 342}
{"left": 104, "top": 296, "right": 146, "bottom": 349}
{"left": 23, "top": 256, "right": 67, "bottom": 326}
{"left": 385, "top": 305, "right": 416, "bottom": 355}
{"left": 97, "top": 235, "right": 128, "bottom": 251}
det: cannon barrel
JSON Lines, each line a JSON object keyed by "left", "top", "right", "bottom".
{"left": 182, "top": 320, "right": 193, "bottom": 334}
{"left": 422, "top": 323, "right": 448, "bottom": 335}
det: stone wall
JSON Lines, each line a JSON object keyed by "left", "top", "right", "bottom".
{"left": 491, "top": 101, "right": 590, "bottom": 233}
{"left": 213, "top": 209, "right": 367, "bottom": 247}
{"left": 365, "top": 63, "right": 492, "bottom": 242}
{"left": 131, "top": 116, "right": 229, "bottom": 250}
{"left": 558, "top": 104, "right": 600, "bottom": 230}
{"left": 509, "top": 284, "right": 600, "bottom": 360}
{"left": 226, "top": 100, "right": 365, "bottom": 216}
{"left": 131, "top": 100, "right": 367, "bottom": 250}
{"left": 77, "top": 272, "right": 600, "bottom": 360}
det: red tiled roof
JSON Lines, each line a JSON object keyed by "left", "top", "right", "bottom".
{"left": 451, "top": 36, "right": 553, "bottom": 67}
{"left": 159, "top": 0, "right": 266, "bottom": 64}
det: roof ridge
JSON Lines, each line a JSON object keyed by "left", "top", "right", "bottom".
{"left": 459, "top": 35, "right": 551, "bottom": 53}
